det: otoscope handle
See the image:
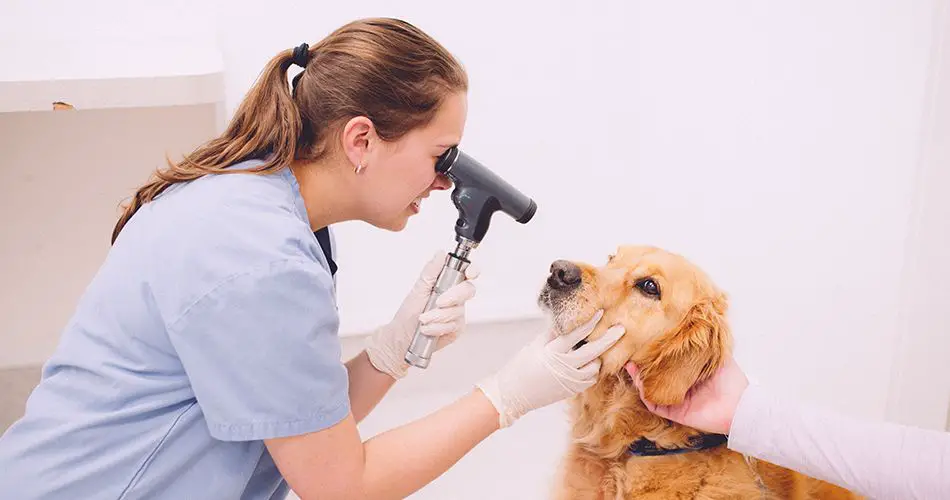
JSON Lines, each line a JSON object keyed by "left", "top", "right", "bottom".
{"left": 404, "top": 253, "right": 470, "bottom": 368}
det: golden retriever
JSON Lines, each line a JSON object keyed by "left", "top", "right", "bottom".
{"left": 539, "top": 245, "right": 861, "bottom": 500}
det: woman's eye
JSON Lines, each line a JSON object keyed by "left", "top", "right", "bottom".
{"left": 635, "top": 278, "right": 661, "bottom": 299}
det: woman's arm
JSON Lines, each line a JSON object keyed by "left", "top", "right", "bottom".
{"left": 270, "top": 312, "right": 625, "bottom": 500}
{"left": 627, "top": 357, "right": 950, "bottom": 499}
{"left": 728, "top": 384, "right": 950, "bottom": 499}
{"left": 267, "top": 389, "right": 498, "bottom": 500}
{"left": 345, "top": 351, "right": 396, "bottom": 423}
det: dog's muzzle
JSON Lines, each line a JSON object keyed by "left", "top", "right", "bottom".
{"left": 538, "top": 259, "right": 584, "bottom": 327}
{"left": 547, "top": 260, "right": 582, "bottom": 291}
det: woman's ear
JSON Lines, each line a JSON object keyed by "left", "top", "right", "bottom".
{"left": 633, "top": 293, "right": 730, "bottom": 407}
{"left": 341, "top": 116, "right": 375, "bottom": 170}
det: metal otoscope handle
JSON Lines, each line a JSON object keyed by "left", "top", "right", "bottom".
{"left": 405, "top": 241, "right": 475, "bottom": 368}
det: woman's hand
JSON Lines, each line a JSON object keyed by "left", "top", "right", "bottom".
{"left": 477, "top": 310, "right": 626, "bottom": 428}
{"left": 625, "top": 355, "right": 750, "bottom": 435}
{"left": 364, "top": 250, "right": 478, "bottom": 379}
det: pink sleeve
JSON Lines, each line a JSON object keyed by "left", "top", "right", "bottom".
{"left": 727, "top": 384, "right": 950, "bottom": 499}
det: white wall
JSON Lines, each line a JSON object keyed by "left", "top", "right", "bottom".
{"left": 214, "top": 0, "right": 944, "bottom": 422}
{"left": 0, "top": 0, "right": 217, "bottom": 43}
{"left": 2, "top": 0, "right": 947, "bottom": 429}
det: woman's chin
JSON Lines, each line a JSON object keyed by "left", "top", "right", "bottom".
{"left": 368, "top": 213, "right": 411, "bottom": 232}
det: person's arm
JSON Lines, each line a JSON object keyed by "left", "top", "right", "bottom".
{"left": 728, "top": 384, "right": 950, "bottom": 499}
{"left": 344, "top": 351, "right": 395, "bottom": 422}
{"left": 267, "top": 389, "right": 498, "bottom": 500}
{"left": 164, "top": 254, "right": 482, "bottom": 496}
{"left": 627, "top": 357, "right": 950, "bottom": 499}
{"left": 268, "top": 310, "right": 626, "bottom": 500}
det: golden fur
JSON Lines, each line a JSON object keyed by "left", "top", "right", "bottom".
{"left": 539, "top": 245, "right": 862, "bottom": 500}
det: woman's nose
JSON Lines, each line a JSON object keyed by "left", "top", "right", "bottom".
{"left": 431, "top": 173, "right": 452, "bottom": 191}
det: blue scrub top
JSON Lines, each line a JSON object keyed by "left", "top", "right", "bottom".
{"left": 0, "top": 160, "right": 351, "bottom": 499}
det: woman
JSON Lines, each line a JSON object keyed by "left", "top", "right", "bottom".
{"left": 626, "top": 357, "right": 950, "bottom": 498}
{"left": 0, "top": 18, "right": 625, "bottom": 499}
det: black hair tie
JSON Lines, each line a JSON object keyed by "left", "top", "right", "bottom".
{"left": 291, "top": 43, "right": 310, "bottom": 68}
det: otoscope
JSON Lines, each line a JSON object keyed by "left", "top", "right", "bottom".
{"left": 404, "top": 147, "right": 537, "bottom": 369}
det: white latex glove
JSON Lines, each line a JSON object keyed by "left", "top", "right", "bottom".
{"left": 365, "top": 251, "right": 479, "bottom": 379}
{"left": 476, "top": 310, "right": 625, "bottom": 428}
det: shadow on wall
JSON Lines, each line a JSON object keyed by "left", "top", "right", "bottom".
{"left": 0, "top": 366, "right": 41, "bottom": 434}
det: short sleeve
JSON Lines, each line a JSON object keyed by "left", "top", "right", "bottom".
{"left": 166, "top": 259, "right": 350, "bottom": 441}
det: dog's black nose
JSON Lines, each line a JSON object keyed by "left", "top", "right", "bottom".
{"left": 548, "top": 260, "right": 582, "bottom": 290}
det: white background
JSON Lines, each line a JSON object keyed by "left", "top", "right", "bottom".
{"left": 217, "top": 0, "right": 950, "bottom": 424}
{"left": 2, "top": 0, "right": 948, "bottom": 484}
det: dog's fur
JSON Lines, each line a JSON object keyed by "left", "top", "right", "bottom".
{"left": 540, "top": 245, "right": 861, "bottom": 500}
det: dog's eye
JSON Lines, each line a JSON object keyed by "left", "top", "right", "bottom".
{"left": 635, "top": 278, "right": 661, "bottom": 299}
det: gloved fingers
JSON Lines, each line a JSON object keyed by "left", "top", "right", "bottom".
{"left": 566, "top": 325, "right": 626, "bottom": 366}
{"left": 436, "top": 331, "right": 460, "bottom": 349}
{"left": 418, "top": 320, "right": 464, "bottom": 337}
{"left": 549, "top": 310, "right": 604, "bottom": 353}
{"left": 577, "top": 357, "right": 602, "bottom": 380}
{"left": 464, "top": 262, "right": 481, "bottom": 280}
{"left": 413, "top": 250, "right": 448, "bottom": 291}
{"left": 434, "top": 281, "right": 476, "bottom": 308}
{"left": 418, "top": 305, "right": 465, "bottom": 325}
{"left": 546, "top": 357, "right": 600, "bottom": 394}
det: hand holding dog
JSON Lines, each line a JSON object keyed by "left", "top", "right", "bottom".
{"left": 477, "top": 310, "right": 626, "bottom": 428}
{"left": 626, "top": 355, "right": 749, "bottom": 435}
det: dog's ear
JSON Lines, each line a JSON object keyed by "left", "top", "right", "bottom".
{"left": 633, "top": 293, "right": 730, "bottom": 406}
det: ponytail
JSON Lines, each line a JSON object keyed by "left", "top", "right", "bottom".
{"left": 111, "top": 46, "right": 306, "bottom": 244}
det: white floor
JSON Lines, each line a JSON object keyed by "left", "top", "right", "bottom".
{"left": 288, "top": 318, "right": 575, "bottom": 499}
{"left": 363, "top": 392, "right": 570, "bottom": 499}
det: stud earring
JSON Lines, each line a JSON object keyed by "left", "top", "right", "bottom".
{"left": 355, "top": 163, "right": 364, "bottom": 174}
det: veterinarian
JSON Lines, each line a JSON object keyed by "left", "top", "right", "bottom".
{"left": 626, "top": 356, "right": 950, "bottom": 498}
{"left": 0, "top": 18, "right": 625, "bottom": 499}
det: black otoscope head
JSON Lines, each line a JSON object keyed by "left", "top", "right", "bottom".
{"left": 435, "top": 147, "right": 537, "bottom": 244}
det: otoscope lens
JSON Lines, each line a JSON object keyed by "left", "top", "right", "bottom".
{"left": 434, "top": 146, "right": 459, "bottom": 174}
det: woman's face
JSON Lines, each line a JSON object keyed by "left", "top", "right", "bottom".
{"left": 356, "top": 91, "right": 468, "bottom": 231}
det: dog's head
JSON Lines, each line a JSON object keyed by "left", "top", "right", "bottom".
{"left": 538, "top": 245, "right": 730, "bottom": 407}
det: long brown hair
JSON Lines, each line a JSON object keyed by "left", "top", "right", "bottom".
{"left": 111, "top": 17, "right": 468, "bottom": 244}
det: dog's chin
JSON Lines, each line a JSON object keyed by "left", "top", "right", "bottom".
{"left": 537, "top": 282, "right": 608, "bottom": 348}
{"left": 537, "top": 285, "right": 572, "bottom": 333}
{"left": 537, "top": 285, "right": 553, "bottom": 311}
